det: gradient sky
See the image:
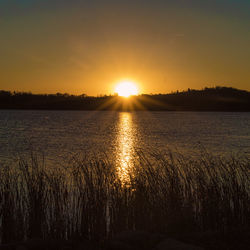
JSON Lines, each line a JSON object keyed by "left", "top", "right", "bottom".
{"left": 0, "top": 0, "right": 249, "bottom": 95}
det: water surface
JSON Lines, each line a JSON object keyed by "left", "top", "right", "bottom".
{"left": 0, "top": 111, "right": 249, "bottom": 171}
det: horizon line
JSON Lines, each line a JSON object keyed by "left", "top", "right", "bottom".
{"left": 1, "top": 86, "right": 249, "bottom": 97}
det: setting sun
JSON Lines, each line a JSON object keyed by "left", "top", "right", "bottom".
{"left": 115, "top": 81, "right": 139, "bottom": 98}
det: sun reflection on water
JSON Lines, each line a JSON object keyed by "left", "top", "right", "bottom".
{"left": 116, "top": 112, "right": 135, "bottom": 184}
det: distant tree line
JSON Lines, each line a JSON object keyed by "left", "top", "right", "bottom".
{"left": 0, "top": 86, "right": 249, "bottom": 111}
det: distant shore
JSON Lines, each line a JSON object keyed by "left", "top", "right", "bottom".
{"left": 0, "top": 86, "right": 249, "bottom": 111}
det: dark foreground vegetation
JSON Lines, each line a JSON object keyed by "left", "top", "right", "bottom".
{"left": 0, "top": 151, "right": 249, "bottom": 249}
{"left": 0, "top": 86, "right": 249, "bottom": 111}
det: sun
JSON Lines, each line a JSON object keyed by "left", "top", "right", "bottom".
{"left": 115, "top": 81, "right": 139, "bottom": 98}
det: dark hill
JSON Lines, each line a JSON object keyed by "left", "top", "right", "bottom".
{"left": 0, "top": 86, "right": 249, "bottom": 111}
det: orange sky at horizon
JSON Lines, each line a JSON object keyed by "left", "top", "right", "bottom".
{"left": 0, "top": 1, "right": 250, "bottom": 95}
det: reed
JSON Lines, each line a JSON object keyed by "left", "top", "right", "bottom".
{"left": 0, "top": 150, "right": 249, "bottom": 243}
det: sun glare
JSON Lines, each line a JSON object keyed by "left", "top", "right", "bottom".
{"left": 115, "top": 81, "right": 139, "bottom": 98}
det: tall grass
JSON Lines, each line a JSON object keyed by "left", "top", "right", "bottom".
{"left": 0, "top": 151, "right": 249, "bottom": 243}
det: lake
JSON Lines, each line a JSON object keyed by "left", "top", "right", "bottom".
{"left": 0, "top": 110, "right": 249, "bottom": 168}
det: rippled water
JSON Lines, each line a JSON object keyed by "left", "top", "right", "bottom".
{"left": 0, "top": 111, "right": 249, "bottom": 171}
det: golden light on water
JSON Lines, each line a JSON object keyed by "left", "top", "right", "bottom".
{"left": 116, "top": 112, "right": 135, "bottom": 183}
{"left": 115, "top": 81, "right": 139, "bottom": 98}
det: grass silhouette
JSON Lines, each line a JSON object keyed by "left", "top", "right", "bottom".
{"left": 0, "top": 150, "right": 249, "bottom": 243}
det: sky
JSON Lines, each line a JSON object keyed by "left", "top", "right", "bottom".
{"left": 0, "top": 0, "right": 249, "bottom": 95}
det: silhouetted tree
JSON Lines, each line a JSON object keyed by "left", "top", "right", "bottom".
{"left": 0, "top": 87, "right": 249, "bottom": 111}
